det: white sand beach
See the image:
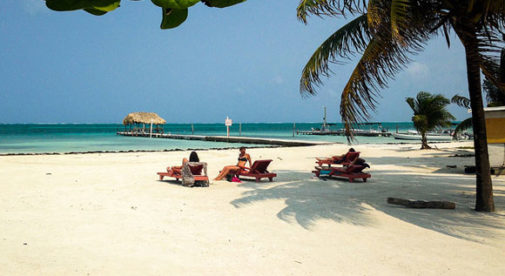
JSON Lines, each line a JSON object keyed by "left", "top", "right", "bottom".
{"left": 1, "top": 142, "right": 504, "bottom": 275}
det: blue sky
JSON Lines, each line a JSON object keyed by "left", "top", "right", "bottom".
{"left": 0, "top": 0, "right": 471, "bottom": 124}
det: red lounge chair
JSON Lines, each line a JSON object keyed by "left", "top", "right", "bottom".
{"left": 238, "top": 159, "right": 277, "bottom": 182}
{"left": 313, "top": 165, "right": 370, "bottom": 183}
{"left": 157, "top": 167, "right": 182, "bottom": 181}
{"left": 316, "top": 151, "right": 360, "bottom": 167}
{"left": 157, "top": 162, "right": 209, "bottom": 187}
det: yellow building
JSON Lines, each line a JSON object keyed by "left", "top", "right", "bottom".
{"left": 485, "top": 106, "right": 505, "bottom": 168}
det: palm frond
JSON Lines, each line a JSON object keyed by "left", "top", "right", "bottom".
{"left": 297, "top": 0, "right": 367, "bottom": 23}
{"left": 480, "top": 54, "right": 505, "bottom": 92}
{"left": 483, "top": 78, "right": 505, "bottom": 105}
{"left": 451, "top": 94, "right": 471, "bottom": 108}
{"left": 300, "top": 14, "right": 370, "bottom": 95}
{"left": 366, "top": 0, "right": 384, "bottom": 31}
{"left": 487, "top": 0, "right": 505, "bottom": 14}
{"left": 406, "top": 97, "right": 415, "bottom": 110}
{"left": 390, "top": 0, "right": 411, "bottom": 41}
{"left": 339, "top": 26, "right": 430, "bottom": 140}
{"left": 412, "top": 114, "right": 428, "bottom": 132}
{"left": 453, "top": 118, "right": 473, "bottom": 137}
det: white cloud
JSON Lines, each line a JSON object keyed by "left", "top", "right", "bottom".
{"left": 406, "top": 62, "right": 430, "bottom": 78}
{"left": 271, "top": 75, "right": 284, "bottom": 85}
{"left": 23, "top": 0, "right": 47, "bottom": 15}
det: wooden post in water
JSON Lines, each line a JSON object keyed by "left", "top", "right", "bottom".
{"left": 396, "top": 124, "right": 399, "bottom": 133}
{"left": 239, "top": 123, "right": 242, "bottom": 136}
{"left": 191, "top": 124, "right": 194, "bottom": 135}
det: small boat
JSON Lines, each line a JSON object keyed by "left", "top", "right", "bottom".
{"left": 392, "top": 131, "right": 453, "bottom": 142}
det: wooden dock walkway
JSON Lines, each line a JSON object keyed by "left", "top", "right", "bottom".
{"left": 116, "top": 132, "right": 334, "bottom": 147}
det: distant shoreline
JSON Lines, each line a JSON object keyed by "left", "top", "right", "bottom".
{"left": 0, "top": 141, "right": 463, "bottom": 156}
{"left": 0, "top": 145, "right": 283, "bottom": 157}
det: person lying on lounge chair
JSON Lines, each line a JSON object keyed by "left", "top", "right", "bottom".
{"left": 332, "top": 148, "right": 356, "bottom": 164}
{"left": 316, "top": 148, "right": 357, "bottom": 166}
{"left": 168, "top": 151, "right": 199, "bottom": 175}
{"left": 214, "top": 147, "right": 252, "bottom": 181}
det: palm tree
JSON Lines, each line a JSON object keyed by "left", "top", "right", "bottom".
{"left": 406, "top": 92, "right": 455, "bottom": 149}
{"left": 297, "top": 0, "right": 504, "bottom": 211}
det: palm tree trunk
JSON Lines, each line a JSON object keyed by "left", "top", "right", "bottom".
{"left": 459, "top": 30, "right": 495, "bottom": 212}
{"left": 421, "top": 132, "right": 429, "bottom": 149}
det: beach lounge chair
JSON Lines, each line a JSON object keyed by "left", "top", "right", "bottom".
{"left": 237, "top": 159, "right": 277, "bottom": 182}
{"left": 157, "top": 162, "right": 209, "bottom": 187}
{"left": 316, "top": 151, "right": 360, "bottom": 167}
{"left": 313, "top": 164, "right": 370, "bottom": 182}
{"left": 157, "top": 167, "right": 182, "bottom": 181}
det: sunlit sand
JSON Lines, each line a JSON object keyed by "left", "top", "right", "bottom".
{"left": 0, "top": 142, "right": 504, "bottom": 275}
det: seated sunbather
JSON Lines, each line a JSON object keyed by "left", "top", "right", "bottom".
{"left": 168, "top": 151, "right": 199, "bottom": 174}
{"left": 214, "top": 147, "right": 252, "bottom": 181}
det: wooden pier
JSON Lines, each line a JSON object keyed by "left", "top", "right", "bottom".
{"left": 297, "top": 129, "right": 392, "bottom": 137}
{"left": 117, "top": 132, "right": 333, "bottom": 147}
{"left": 297, "top": 130, "right": 344, "bottom": 136}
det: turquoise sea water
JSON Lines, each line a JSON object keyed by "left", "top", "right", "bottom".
{"left": 0, "top": 122, "right": 424, "bottom": 154}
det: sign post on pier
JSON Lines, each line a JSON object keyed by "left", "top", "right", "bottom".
{"left": 225, "top": 116, "right": 232, "bottom": 138}
{"left": 150, "top": 119, "right": 153, "bottom": 138}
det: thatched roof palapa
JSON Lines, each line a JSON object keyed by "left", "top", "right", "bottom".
{"left": 122, "top": 112, "right": 166, "bottom": 125}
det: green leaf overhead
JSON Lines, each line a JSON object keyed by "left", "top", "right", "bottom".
{"left": 93, "top": 0, "right": 121, "bottom": 12}
{"left": 160, "top": 8, "right": 188, "bottom": 29}
{"left": 151, "top": 0, "right": 200, "bottom": 9}
{"left": 201, "top": 0, "right": 246, "bottom": 8}
{"left": 45, "top": 0, "right": 247, "bottom": 28}
{"left": 84, "top": 8, "right": 108, "bottom": 16}
{"left": 46, "top": 0, "right": 121, "bottom": 12}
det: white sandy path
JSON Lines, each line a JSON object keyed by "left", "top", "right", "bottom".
{"left": 0, "top": 142, "right": 504, "bottom": 275}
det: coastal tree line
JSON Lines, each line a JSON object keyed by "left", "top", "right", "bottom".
{"left": 42, "top": 0, "right": 505, "bottom": 212}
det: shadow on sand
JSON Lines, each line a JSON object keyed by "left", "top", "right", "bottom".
{"left": 231, "top": 166, "right": 505, "bottom": 243}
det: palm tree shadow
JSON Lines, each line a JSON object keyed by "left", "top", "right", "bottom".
{"left": 231, "top": 169, "right": 505, "bottom": 243}
{"left": 231, "top": 171, "right": 375, "bottom": 229}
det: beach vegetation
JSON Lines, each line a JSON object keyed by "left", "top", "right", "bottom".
{"left": 406, "top": 92, "right": 454, "bottom": 149}
{"left": 297, "top": 0, "right": 503, "bottom": 212}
